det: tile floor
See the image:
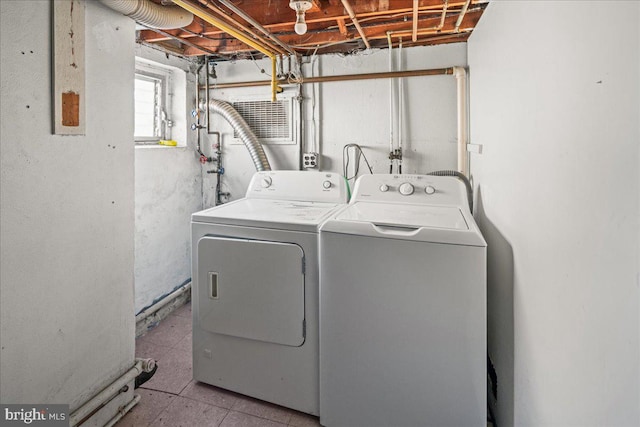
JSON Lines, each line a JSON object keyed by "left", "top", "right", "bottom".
{"left": 115, "top": 302, "right": 320, "bottom": 427}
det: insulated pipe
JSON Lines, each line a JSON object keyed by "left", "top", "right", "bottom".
{"left": 69, "top": 359, "right": 156, "bottom": 427}
{"left": 99, "top": 0, "right": 193, "bottom": 29}
{"left": 341, "top": 0, "right": 371, "bottom": 49}
{"left": 207, "top": 99, "right": 272, "bottom": 171}
{"left": 453, "top": 66, "right": 468, "bottom": 176}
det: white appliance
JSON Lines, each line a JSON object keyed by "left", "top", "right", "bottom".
{"left": 319, "top": 174, "right": 487, "bottom": 427}
{"left": 191, "top": 171, "right": 348, "bottom": 415}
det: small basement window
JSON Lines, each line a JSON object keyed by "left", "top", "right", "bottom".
{"left": 135, "top": 60, "right": 173, "bottom": 144}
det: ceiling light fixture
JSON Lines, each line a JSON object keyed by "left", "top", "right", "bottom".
{"left": 289, "top": 1, "right": 312, "bottom": 35}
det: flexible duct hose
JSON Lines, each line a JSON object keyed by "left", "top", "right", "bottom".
{"left": 207, "top": 99, "right": 272, "bottom": 172}
{"left": 99, "top": 0, "right": 193, "bottom": 29}
{"left": 427, "top": 170, "right": 473, "bottom": 212}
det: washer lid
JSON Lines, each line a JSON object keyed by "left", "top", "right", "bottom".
{"left": 335, "top": 202, "right": 468, "bottom": 230}
{"left": 192, "top": 198, "right": 342, "bottom": 232}
{"left": 322, "top": 201, "right": 486, "bottom": 246}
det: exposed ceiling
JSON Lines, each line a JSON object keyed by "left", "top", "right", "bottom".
{"left": 137, "top": 0, "right": 489, "bottom": 59}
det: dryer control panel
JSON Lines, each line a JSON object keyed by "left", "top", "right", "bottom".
{"left": 350, "top": 174, "right": 469, "bottom": 210}
{"left": 246, "top": 171, "right": 349, "bottom": 204}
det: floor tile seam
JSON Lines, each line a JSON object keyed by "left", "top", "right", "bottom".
{"left": 175, "top": 392, "right": 235, "bottom": 411}
{"left": 138, "top": 385, "right": 182, "bottom": 397}
{"left": 217, "top": 408, "right": 232, "bottom": 427}
{"left": 231, "top": 406, "right": 293, "bottom": 425}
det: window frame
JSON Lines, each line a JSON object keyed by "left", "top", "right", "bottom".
{"left": 134, "top": 60, "right": 173, "bottom": 144}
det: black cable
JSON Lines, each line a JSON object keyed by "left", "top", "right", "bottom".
{"left": 342, "top": 144, "right": 373, "bottom": 181}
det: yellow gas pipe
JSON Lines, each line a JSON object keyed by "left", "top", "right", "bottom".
{"left": 172, "top": 0, "right": 281, "bottom": 101}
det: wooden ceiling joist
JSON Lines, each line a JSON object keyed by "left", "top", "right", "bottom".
{"left": 137, "top": 0, "right": 488, "bottom": 57}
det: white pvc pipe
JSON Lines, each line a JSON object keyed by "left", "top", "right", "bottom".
{"left": 387, "top": 33, "right": 395, "bottom": 157}
{"left": 69, "top": 359, "right": 156, "bottom": 426}
{"left": 104, "top": 394, "right": 141, "bottom": 427}
{"left": 398, "top": 38, "right": 404, "bottom": 155}
{"left": 135, "top": 282, "right": 191, "bottom": 323}
{"left": 453, "top": 66, "right": 468, "bottom": 176}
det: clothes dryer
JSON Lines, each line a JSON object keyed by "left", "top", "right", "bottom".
{"left": 192, "top": 171, "right": 348, "bottom": 415}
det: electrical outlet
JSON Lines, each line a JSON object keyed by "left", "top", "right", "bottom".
{"left": 303, "top": 152, "right": 318, "bottom": 168}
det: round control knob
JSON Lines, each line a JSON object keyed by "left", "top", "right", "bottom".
{"left": 379, "top": 184, "right": 389, "bottom": 192}
{"left": 323, "top": 180, "right": 332, "bottom": 189}
{"left": 398, "top": 182, "right": 414, "bottom": 196}
{"left": 425, "top": 185, "right": 436, "bottom": 195}
{"left": 261, "top": 177, "right": 272, "bottom": 188}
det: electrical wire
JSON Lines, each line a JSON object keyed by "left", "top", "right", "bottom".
{"left": 248, "top": 51, "right": 270, "bottom": 76}
{"left": 342, "top": 144, "right": 373, "bottom": 181}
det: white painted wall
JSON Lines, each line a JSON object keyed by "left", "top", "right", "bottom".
{"left": 468, "top": 1, "right": 640, "bottom": 426}
{"left": 133, "top": 45, "right": 202, "bottom": 313}
{"left": 0, "top": 0, "right": 136, "bottom": 422}
{"left": 203, "top": 43, "right": 466, "bottom": 203}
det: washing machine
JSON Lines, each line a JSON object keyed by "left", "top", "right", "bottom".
{"left": 191, "top": 170, "right": 348, "bottom": 415}
{"left": 319, "top": 174, "right": 487, "bottom": 427}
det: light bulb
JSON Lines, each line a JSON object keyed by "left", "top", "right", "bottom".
{"left": 290, "top": 1, "right": 312, "bottom": 35}
{"left": 294, "top": 12, "right": 307, "bottom": 35}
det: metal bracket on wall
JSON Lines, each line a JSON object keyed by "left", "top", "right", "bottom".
{"left": 467, "top": 143, "right": 483, "bottom": 154}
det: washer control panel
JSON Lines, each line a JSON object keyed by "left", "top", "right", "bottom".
{"left": 247, "top": 171, "right": 349, "bottom": 204}
{"left": 351, "top": 174, "right": 468, "bottom": 208}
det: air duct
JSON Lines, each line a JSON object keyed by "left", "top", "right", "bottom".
{"left": 206, "top": 99, "right": 272, "bottom": 172}
{"left": 99, "top": 0, "right": 193, "bottom": 29}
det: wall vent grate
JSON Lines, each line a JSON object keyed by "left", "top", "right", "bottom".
{"left": 232, "top": 100, "right": 290, "bottom": 140}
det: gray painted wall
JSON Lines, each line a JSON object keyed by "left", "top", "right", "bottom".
{"left": 0, "top": 0, "right": 136, "bottom": 420}
{"left": 468, "top": 1, "right": 639, "bottom": 426}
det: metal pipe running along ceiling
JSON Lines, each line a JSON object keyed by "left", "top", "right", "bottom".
{"left": 199, "top": 67, "right": 455, "bottom": 90}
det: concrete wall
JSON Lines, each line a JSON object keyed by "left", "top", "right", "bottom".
{"left": 0, "top": 0, "right": 136, "bottom": 421}
{"left": 203, "top": 43, "right": 466, "bottom": 203}
{"left": 133, "top": 45, "right": 202, "bottom": 313}
{"left": 468, "top": 1, "right": 640, "bottom": 426}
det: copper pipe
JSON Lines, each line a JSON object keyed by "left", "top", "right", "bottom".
{"left": 195, "top": 0, "right": 287, "bottom": 55}
{"left": 454, "top": 0, "right": 471, "bottom": 32}
{"left": 340, "top": 0, "right": 371, "bottom": 49}
{"left": 200, "top": 67, "right": 454, "bottom": 90}
{"left": 411, "top": 0, "right": 419, "bottom": 42}
{"left": 216, "top": 0, "right": 296, "bottom": 56}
